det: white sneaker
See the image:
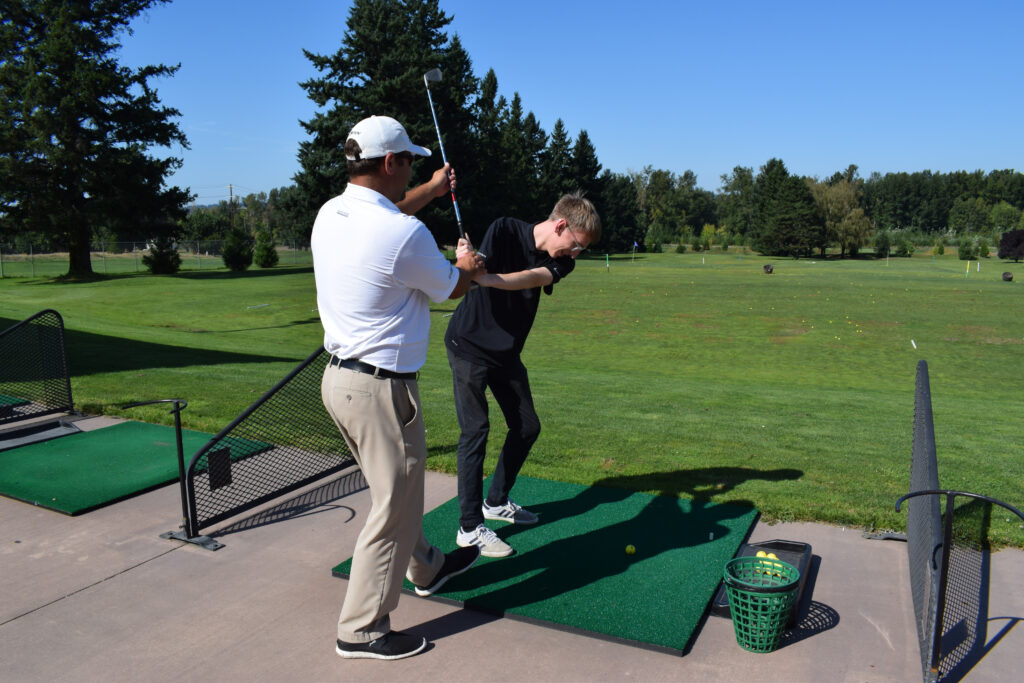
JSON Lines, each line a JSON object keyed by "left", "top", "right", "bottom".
{"left": 482, "top": 499, "right": 538, "bottom": 525}
{"left": 456, "top": 524, "right": 513, "bottom": 558}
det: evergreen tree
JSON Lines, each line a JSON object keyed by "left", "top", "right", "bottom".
{"left": 751, "top": 159, "right": 824, "bottom": 257}
{"left": 541, "top": 119, "right": 574, "bottom": 203}
{"left": 0, "top": 0, "right": 190, "bottom": 277}
{"left": 461, "top": 69, "right": 506, "bottom": 239}
{"left": 294, "top": 0, "right": 474, "bottom": 243}
{"left": 717, "top": 166, "right": 757, "bottom": 238}
{"left": 571, "top": 130, "right": 603, "bottom": 199}
{"left": 254, "top": 230, "right": 279, "bottom": 268}
{"left": 494, "top": 94, "right": 546, "bottom": 222}
{"left": 222, "top": 228, "right": 253, "bottom": 272}
{"left": 142, "top": 235, "right": 181, "bottom": 274}
{"left": 598, "top": 170, "right": 642, "bottom": 253}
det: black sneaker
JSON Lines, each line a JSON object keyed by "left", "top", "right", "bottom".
{"left": 335, "top": 631, "right": 427, "bottom": 660}
{"left": 414, "top": 546, "right": 481, "bottom": 596}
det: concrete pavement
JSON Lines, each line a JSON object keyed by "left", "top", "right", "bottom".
{"left": 1, "top": 420, "right": 1022, "bottom": 682}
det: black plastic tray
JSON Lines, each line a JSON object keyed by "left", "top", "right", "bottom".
{"left": 710, "top": 539, "right": 812, "bottom": 627}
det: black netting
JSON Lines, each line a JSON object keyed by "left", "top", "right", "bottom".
{"left": 936, "top": 499, "right": 990, "bottom": 681}
{"left": 0, "top": 309, "right": 73, "bottom": 425}
{"left": 908, "top": 360, "right": 943, "bottom": 682}
{"left": 184, "top": 346, "right": 354, "bottom": 535}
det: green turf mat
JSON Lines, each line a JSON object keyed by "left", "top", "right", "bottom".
{"left": 332, "top": 475, "right": 758, "bottom": 654}
{"left": 0, "top": 421, "right": 214, "bottom": 515}
{"left": 0, "top": 394, "right": 30, "bottom": 407}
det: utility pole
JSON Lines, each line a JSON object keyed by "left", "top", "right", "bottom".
{"left": 229, "top": 184, "right": 234, "bottom": 230}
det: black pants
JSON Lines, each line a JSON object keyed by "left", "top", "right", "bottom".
{"left": 447, "top": 348, "right": 541, "bottom": 530}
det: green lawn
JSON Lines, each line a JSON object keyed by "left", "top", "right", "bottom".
{"left": 0, "top": 246, "right": 313, "bottom": 278}
{"left": 2, "top": 251, "right": 1022, "bottom": 545}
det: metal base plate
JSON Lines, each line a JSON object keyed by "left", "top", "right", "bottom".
{"left": 161, "top": 529, "right": 224, "bottom": 551}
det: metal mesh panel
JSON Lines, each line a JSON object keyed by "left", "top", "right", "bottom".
{"left": 936, "top": 499, "right": 989, "bottom": 680}
{"left": 184, "top": 346, "right": 354, "bottom": 535}
{"left": 907, "top": 359, "right": 943, "bottom": 682}
{"left": 0, "top": 309, "right": 73, "bottom": 425}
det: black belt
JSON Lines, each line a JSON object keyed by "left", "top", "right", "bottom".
{"left": 330, "top": 356, "right": 418, "bottom": 380}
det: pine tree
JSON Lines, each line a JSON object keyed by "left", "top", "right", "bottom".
{"left": 752, "top": 159, "right": 824, "bottom": 257}
{"left": 541, "top": 119, "right": 574, "bottom": 202}
{"left": 0, "top": 0, "right": 190, "bottom": 277}
{"left": 294, "top": 0, "right": 475, "bottom": 243}
{"left": 571, "top": 130, "right": 603, "bottom": 199}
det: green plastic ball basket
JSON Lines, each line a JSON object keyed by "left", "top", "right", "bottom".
{"left": 723, "top": 556, "right": 800, "bottom": 653}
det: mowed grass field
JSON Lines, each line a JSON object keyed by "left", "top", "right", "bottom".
{"left": 2, "top": 251, "right": 1022, "bottom": 545}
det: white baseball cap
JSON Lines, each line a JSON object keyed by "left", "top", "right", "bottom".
{"left": 345, "top": 115, "right": 431, "bottom": 161}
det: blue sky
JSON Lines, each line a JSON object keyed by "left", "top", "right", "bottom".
{"left": 119, "top": 0, "right": 1024, "bottom": 205}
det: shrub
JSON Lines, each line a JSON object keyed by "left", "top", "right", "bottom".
{"left": 977, "top": 236, "right": 990, "bottom": 258}
{"left": 690, "top": 240, "right": 702, "bottom": 252}
{"left": 893, "top": 235, "right": 915, "bottom": 257}
{"left": 254, "top": 230, "right": 279, "bottom": 268}
{"left": 222, "top": 229, "right": 254, "bottom": 271}
{"left": 142, "top": 236, "right": 181, "bottom": 274}
{"left": 873, "top": 230, "right": 891, "bottom": 258}
{"left": 935, "top": 240, "right": 945, "bottom": 256}
{"left": 957, "top": 236, "right": 977, "bottom": 260}
{"left": 649, "top": 241, "right": 662, "bottom": 253}
{"left": 674, "top": 243, "right": 687, "bottom": 254}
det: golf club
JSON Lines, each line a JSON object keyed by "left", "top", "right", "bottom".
{"left": 423, "top": 68, "right": 466, "bottom": 240}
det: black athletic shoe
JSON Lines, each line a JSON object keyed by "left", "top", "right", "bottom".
{"left": 336, "top": 631, "right": 427, "bottom": 660}
{"left": 414, "top": 546, "right": 481, "bottom": 596}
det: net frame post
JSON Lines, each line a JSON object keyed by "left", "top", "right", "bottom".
{"left": 121, "top": 399, "right": 223, "bottom": 550}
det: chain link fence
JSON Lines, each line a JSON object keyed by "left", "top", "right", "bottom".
{"left": 0, "top": 240, "right": 312, "bottom": 278}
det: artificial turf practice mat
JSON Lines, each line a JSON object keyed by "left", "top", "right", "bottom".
{"left": 0, "top": 394, "right": 29, "bottom": 407}
{"left": 0, "top": 421, "right": 215, "bottom": 515}
{"left": 332, "top": 475, "right": 759, "bottom": 654}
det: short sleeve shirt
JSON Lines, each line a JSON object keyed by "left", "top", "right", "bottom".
{"left": 311, "top": 183, "right": 459, "bottom": 372}
{"left": 444, "top": 217, "right": 575, "bottom": 367}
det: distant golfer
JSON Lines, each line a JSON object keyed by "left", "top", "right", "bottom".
{"left": 445, "top": 192, "right": 601, "bottom": 557}
{"left": 312, "top": 115, "right": 484, "bottom": 661}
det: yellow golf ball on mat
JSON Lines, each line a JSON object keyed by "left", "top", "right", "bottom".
{"left": 625, "top": 544, "right": 636, "bottom": 555}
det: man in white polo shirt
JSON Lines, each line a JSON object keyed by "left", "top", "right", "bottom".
{"left": 312, "top": 115, "right": 484, "bottom": 661}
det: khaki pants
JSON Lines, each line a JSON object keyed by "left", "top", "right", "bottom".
{"left": 322, "top": 364, "right": 444, "bottom": 642}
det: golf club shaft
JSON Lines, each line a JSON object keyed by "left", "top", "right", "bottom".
{"left": 424, "top": 84, "right": 465, "bottom": 238}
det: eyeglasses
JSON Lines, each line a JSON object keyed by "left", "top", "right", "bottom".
{"left": 566, "top": 224, "right": 587, "bottom": 254}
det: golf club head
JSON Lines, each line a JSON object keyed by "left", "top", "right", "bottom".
{"left": 423, "top": 68, "right": 442, "bottom": 86}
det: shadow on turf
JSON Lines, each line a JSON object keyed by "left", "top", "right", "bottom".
{"left": 0, "top": 315, "right": 301, "bottom": 377}
{"left": 589, "top": 466, "right": 804, "bottom": 503}
{"left": 454, "top": 467, "right": 802, "bottom": 611}
{"left": 63, "top": 327, "right": 297, "bottom": 375}
{"left": 8, "top": 266, "right": 314, "bottom": 284}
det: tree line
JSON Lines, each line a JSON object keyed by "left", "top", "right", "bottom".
{"left": 3, "top": 0, "right": 1024, "bottom": 277}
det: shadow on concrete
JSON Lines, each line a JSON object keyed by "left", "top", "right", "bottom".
{"left": 210, "top": 469, "right": 368, "bottom": 539}
{"left": 936, "top": 499, "right": 1024, "bottom": 682}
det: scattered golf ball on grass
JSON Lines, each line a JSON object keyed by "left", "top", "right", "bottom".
{"left": 625, "top": 544, "right": 636, "bottom": 555}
